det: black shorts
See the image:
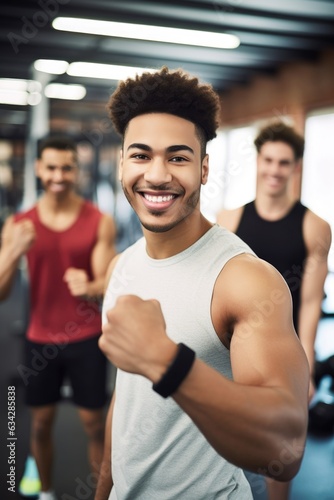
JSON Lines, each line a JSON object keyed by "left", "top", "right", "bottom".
{"left": 22, "top": 336, "right": 107, "bottom": 409}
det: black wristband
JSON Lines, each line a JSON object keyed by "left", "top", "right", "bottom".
{"left": 152, "top": 343, "right": 196, "bottom": 398}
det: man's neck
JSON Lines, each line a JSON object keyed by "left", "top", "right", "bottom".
{"left": 143, "top": 214, "right": 212, "bottom": 259}
{"left": 254, "top": 192, "right": 296, "bottom": 221}
{"left": 37, "top": 193, "right": 83, "bottom": 231}
{"left": 38, "top": 191, "right": 81, "bottom": 212}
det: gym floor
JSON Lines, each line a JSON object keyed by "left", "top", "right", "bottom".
{"left": 1, "top": 272, "right": 334, "bottom": 500}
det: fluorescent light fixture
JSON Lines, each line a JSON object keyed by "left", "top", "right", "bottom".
{"left": 0, "top": 90, "right": 28, "bottom": 106}
{"left": 0, "top": 78, "right": 42, "bottom": 93}
{"left": 45, "top": 83, "right": 86, "bottom": 100}
{"left": 53, "top": 17, "right": 240, "bottom": 49}
{"left": 67, "top": 62, "right": 156, "bottom": 80}
{"left": 0, "top": 79, "right": 42, "bottom": 105}
{"left": 34, "top": 59, "right": 69, "bottom": 74}
{"left": 0, "top": 89, "right": 41, "bottom": 106}
{"left": 28, "top": 92, "right": 42, "bottom": 106}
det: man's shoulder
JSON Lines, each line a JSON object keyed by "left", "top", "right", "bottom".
{"left": 82, "top": 199, "right": 102, "bottom": 215}
{"left": 215, "top": 252, "right": 289, "bottom": 312}
{"left": 14, "top": 205, "right": 37, "bottom": 221}
{"left": 81, "top": 200, "right": 111, "bottom": 227}
{"left": 82, "top": 201, "right": 117, "bottom": 228}
{"left": 303, "top": 207, "right": 332, "bottom": 250}
{"left": 217, "top": 204, "right": 245, "bottom": 218}
{"left": 216, "top": 205, "right": 246, "bottom": 232}
{"left": 106, "top": 238, "right": 145, "bottom": 283}
{"left": 303, "top": 206, "right": 330, "bottom": 231}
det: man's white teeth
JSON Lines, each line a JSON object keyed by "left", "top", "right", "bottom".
{"left": 144, "top": 194, "right": 174, "bottom": 202}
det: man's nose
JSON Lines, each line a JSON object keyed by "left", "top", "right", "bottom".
{"left": 144, "top": 159, "right": 172, "bottom": 184}
{"left": 52, "top": 168, "right": 65, "bottom": 181}
{"left": 269, "top": 162, "right": 281, "bottom": 174}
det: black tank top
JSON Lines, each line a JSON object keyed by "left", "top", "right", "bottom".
{"left": 236, "top": 201, "right": 307, "bottom": 330}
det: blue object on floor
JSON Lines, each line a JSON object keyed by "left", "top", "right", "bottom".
{"left": 18, "top": 455, "right": 41, "bottom": 498}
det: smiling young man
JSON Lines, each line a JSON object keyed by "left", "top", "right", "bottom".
{"left": 95, "top": 68, "right": 310, "bottom": 500}
{"left": 217, "top": 122, "right": 331, "bottom": 499}
{"left": 0, "top": 136, "right": 117, "bottom": 500}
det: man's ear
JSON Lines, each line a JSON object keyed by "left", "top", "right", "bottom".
{"left": 118, "top": 148, "right": 123, "bottom": 181}
{"left": 295, "top": 159, "right": 302, "bottom": 173}
{"left": 201, "top": 154, "right": 209, "bottom": 185}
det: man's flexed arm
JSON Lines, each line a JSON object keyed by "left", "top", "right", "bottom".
{"left": 298, "top": 210, "right": 332, "bottom": 399}
{"left": 0, "top": 216, "right": 36, "bottom": 300}
{"left": 64, "top": 214, "right": 117, "bottom": 299}
{"left": 99, "top": 255, "right": 309, "bottom": 482}
{"left": 173, "top": 256, "right": 309, "bottom": 480}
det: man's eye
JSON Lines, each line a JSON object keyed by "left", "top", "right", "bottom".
{"left": 170, "top": 156, "right": 187, "bottom": 162}
{"left": 132, "top": 154, "right": 148, "bottom": 160}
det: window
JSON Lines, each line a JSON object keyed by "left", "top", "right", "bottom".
{"left": 201, "top": 126, "right": 257, "bottom": 221}
{"left": 301, "top": 108, "right": 334, "bottom": 313}
{"left": 301, "top": 109, "right": 334, "bottom": 272}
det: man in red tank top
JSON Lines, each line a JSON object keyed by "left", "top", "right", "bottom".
{"left": 0, "top": 136, "right": 117, "bottom": 500}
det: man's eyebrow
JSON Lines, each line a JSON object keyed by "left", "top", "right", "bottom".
{"left": 46, "top": 164, "right": 75, "bottom": 169}
{"left": 127, "top": 143, "right": 152, "bottom": 152}
{"left": 126, "top": 143, "right": 194, "bottom": 155}
{"left": 166, "top": 145, "right": 194, "bottom": 155}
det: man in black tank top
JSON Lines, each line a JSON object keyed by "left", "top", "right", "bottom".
{"left": 217, "top": 121, "right": 332, "bottom": 500}
{"left": 236, "top": 200, "right": 307, "bottom": 330}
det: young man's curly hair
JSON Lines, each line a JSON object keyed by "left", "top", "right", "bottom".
{"left": 107, "top": 66, "right": 221, "bottom": 157}
{"left": 254, "top": 121, "right": 305, "bottom": 161}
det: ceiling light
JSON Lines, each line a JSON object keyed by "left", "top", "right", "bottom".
{"left": 0, "top": 78, "right": 42, "bottom": 93}
{"left": 0, "top": 90, "right": 28, "bottom": 106}
{"left": 27, "top": 92, "right": 42, "bottom": 106}
{"left": 0, "top": 79, "right": 42, "bottom": 105}
{"left": 0, "top": 89, "right": 41, "bottom": 106}
{"left": 67, "top": 62, "right": 156, "bottom": 80}
{"left": 53, "top": 17, "right": 240, "bottom": 49}
{"left": 34, "top": 59, "right": 69, "bottom": 74}
{"left": 44, "top": 83, "right": 86, "bottom": 100}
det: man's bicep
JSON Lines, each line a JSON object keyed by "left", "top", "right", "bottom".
{"left": 301, "top": 255, "right": 328, "bottom": 306}
{"left": 91, "top": 215, "right": 117, "bottom": 278}
{"left": 228, "top": 266, "right": 308, "bottom": 398}
{"left": 302, "top": 211, "right": 332, "bottom": 299}
{"left": 231, "top": 316, "right": 298, "bottom": 388}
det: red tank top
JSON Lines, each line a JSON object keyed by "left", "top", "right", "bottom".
{"left": 15, "top": 201, "right": 103, "bottom": 344}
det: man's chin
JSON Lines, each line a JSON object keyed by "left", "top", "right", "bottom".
{"left": 139, "top": 213, "right": 179, "bottom": 233}
{"left": 141, "top": 222, "right": 173, "bottom": 233}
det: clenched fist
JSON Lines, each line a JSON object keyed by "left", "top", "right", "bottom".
{"left": 1, "top": 217, "right": 36, "bottom": 258}
{"left": 63, "top": 267, "right": 90, "bottom": 297}
{"left": 99, "top": 295, "right": 177, "bottom": 382}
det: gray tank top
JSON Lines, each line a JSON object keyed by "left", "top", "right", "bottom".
{"left": 103, "top": 225, "right": 255, "bottom": 499}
